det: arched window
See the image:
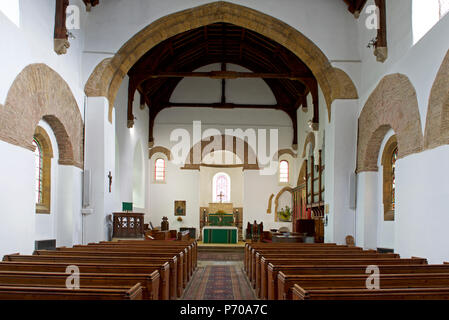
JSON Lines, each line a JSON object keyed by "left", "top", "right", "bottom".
{"left": 279, "top": 160, "right": 289, "bottom": 183}
{"left": 391, "top": 147, "right": 398, "bottom": 211}
{"left": 154, "top": 158, "right": 166, "bottom": 182}
{"left": 382, "top": 136, "right": 398, "bottom": 221}
{"left": 33, "top": 126, "right": 53, "bottom": 214}
{"left": 33, "top": 139, "right": 43, "bottom": 204}
{"left": 213, "top": 173, "right": 230, "bottom": 203}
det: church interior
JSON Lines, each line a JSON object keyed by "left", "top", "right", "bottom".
{"left": 0, "top": 0, "right": 449, "bottom": 301}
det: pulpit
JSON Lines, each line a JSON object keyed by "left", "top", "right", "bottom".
{"left": 112, "top": 212, "right": 144, "bottom": 238}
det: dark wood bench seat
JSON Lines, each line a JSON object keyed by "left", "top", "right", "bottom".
{"left": 0, "top": 283, "right": 143, "bottom": 300}
{"left": 1, "top": 257, "right": 171, "bottom": 300}
{"left": 253, "top": 252, "right": 399, "bottom": 297}
{"left": 291, "top": 285, "right": 449, "bottom": 300}
{"left": 279, "top": 272, "right": 449, "bottom": 300}
{"left": 35, "top": 249, "right": 184, "bottom": 298}
{"left": 266, "top": 263, "right": 448, "bottom": 300}
{"left": 0, "top": 270, "right": 159, "bottom": 300}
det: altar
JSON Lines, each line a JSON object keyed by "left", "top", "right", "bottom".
{"left": 199, "top": 202, "right": 243, "bottom": 243}
{"left": 203, "top": 226, "right": 238, "bottom": 244}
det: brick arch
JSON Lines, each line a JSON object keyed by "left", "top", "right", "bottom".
{"left": 297, "top": 160, "right": 307, "bottom": 186}
{"left": 84, "top": 1, "right": 358, "bottom": 122}
{"left": 357, "top": 74, "right": 423, "bottom": 173}
{"left": 0, "top": 64, "right": 83, "bottom": 168}
{"left": 302, "top": 132, "right": 316, "bottom": 158}
{"left": 149, "top": 146, "right": 172, "bottom": 160}
{"left": 182, "top": 134, "right": 259, "bottom": 170}
{"left": 424, "top": 50, "right": 449, "bottom": 149}
{"left": 274, "top": 186, "right": 294, "bottom": 221}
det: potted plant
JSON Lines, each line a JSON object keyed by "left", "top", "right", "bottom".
{"left": 278, "top": 206, "right": 292, "bottom": 222}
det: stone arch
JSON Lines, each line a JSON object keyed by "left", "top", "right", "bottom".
{"left": 357, "top": 74, "right": 423, "bottom": 173}
{"left": 424, "top": 50, "right": 449, "bottom": 149}
{"left": 272, "top": 148, "right": 297, "bottom": 160}
{"left": 266, "top": 194, "right": 275, "bottom": 214}
{"left": 149, "top": 146, "right": 172, "bottom": 160}
{"left": 302, "top": 132, "right": 316, "bottom": 158}
{"left": 297, "top": 160, "right": 307, "bottom": 186}
{"left": 274, "top": 186, "right": 294, "bottom": 221}
{"left": 0, "top": 64, "right": 83, "bottom": 168}
{"left": 84, "top": 1, "right": 358, "bottom": 122}
{"left": 182, "top": 134, "right": 259, "bottom": 170}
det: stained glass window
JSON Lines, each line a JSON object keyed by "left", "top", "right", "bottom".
{"left": 33, "top": 139, "right": 43, "bottom": 204}
{"left": 213, "top": 173, "right": 230, "bottom": 203}
{"left": 155, "top": 158, "right": 166, "bottom": 181}
{"left": 279, "top": 160, "right": 289, "bottom": 183}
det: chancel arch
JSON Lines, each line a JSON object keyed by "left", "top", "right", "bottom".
{"left": 182, "top": 135, "right": 259, "bottom": 170}
{"left": 85, "top": 1, "right": 358, "bottom": 124}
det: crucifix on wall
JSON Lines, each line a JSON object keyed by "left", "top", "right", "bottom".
{"left": 218, "top": 192, "right": 225, "bottom": 203}
{"left": 108, "top": 171, "right": 112, "bottom": 193}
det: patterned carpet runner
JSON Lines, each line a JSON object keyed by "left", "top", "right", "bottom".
{"left": 181, "top": 265, "right": 256, "bottom": 300}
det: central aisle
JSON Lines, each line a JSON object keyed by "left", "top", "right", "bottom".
{"left": 181, "top": 245, "right": 256, "bottom": 300}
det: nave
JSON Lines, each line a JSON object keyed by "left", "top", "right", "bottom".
{"left": 4, "top": 237, "right": 449, "bottom": 300}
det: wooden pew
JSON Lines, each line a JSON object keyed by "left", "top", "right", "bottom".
{"left": 0, "top": 270, "right": 159, "bottom": 300}
{"left": 0, "top": 283, "right": 143, "bottom": 300}
{"left": 116, "top": 240, "right": 198, "bottom": 271}
{"left": 266, "top": 262, "right": 444, "bottom": 300}
{"left": 249, "top": 247, "right": 376, "bottom": 287}
{"left": 291, "top": 285, "right": 449, "bottom": 300}
{"left": 34, "top": 249, "right": 181, "bottom": 299}
{"left": 2, "top": 255, "right": 172, "bottom": 300}
{"left": 71, "top": 245, "right": 190, "bottom": 288}
{"left": 93, "top": 240, "right": 197, "bottom": 276}
{"left": 254, "top": 252, "right": 399, "bottom": 298}
{"left": 247, "top": 245, "right": 362, "bottom": 280}
{"left": 278, "top": 272, "right": 449, "bottom": 300}
{"left": 261, "top": 257, "right": 427, "bottom": 300}
{"left": 244, "top": 243, "right": 341, "bottom": 272}
{"left": 53, "top": 247, "right": 185, "bottom": 297}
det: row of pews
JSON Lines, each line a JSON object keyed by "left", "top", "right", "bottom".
{"left": 0, "top": 239, "right": 197, "bottom": 300}
{"left": 245, "top": 242, "right": 449, "bottom": 300}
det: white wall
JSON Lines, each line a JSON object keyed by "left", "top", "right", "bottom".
{"left": 0, "top": 0, "right": 88, "bottom": 115}
{"left": 114, "top": 76, "right": 150, "bottom": 215}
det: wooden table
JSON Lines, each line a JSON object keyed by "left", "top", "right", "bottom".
{"left": 112, "top": 212, "right": 144, "bottom": 238}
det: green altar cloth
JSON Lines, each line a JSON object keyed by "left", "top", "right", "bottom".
{"left": 208, "top": 213, "right": 234, "bottom": 226}
{"left": 203, "top": 226, "right": 238, "bottom": 244}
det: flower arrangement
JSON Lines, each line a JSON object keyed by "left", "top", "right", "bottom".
{"left": 278, "top": 205, "right": 292, "bottom": 222}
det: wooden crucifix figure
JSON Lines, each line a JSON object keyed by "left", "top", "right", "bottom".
{"left": 108, "top": 171, "right": 112, "bottom": 193}
{"left": 218, "top": 192, "right": 225, "bottom": 203}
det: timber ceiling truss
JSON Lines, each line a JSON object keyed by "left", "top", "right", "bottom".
{"left": 128, "top": 23, "right": 319, "bottom": 148}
